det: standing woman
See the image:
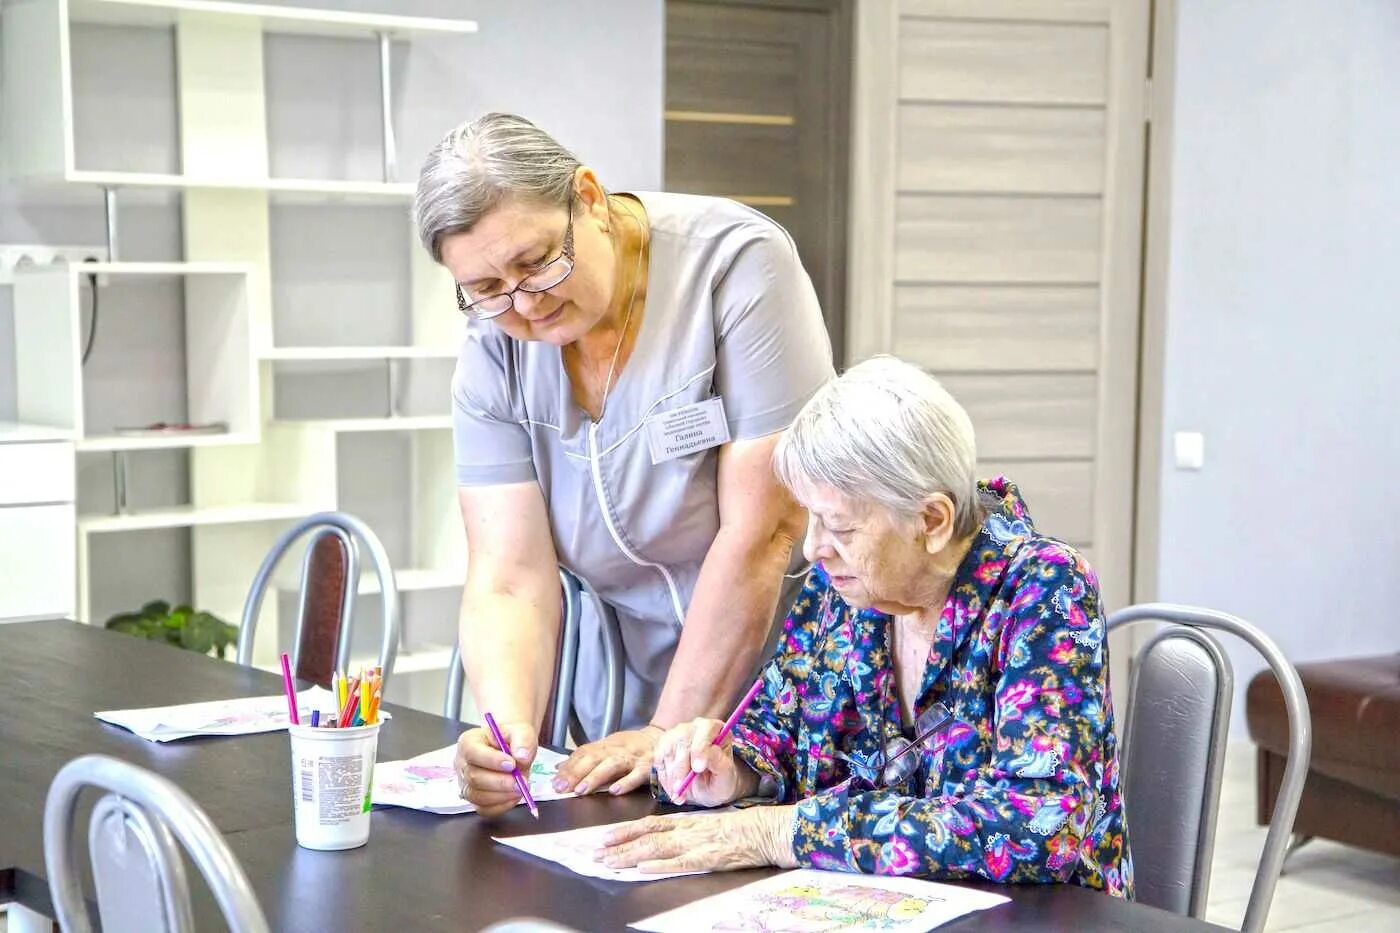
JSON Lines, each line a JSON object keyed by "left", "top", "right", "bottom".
{"left": 415, "top": 113, "right": 834, "bottom": 814}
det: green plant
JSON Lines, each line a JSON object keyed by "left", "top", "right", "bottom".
{"left": 105, "top": 600, "right": 239, "bottom": 658}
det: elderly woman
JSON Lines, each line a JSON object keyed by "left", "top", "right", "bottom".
{"left": 418, "top": 113, "right": 833, "bottom": 813}
{"left": 597, "top": 357, "right": 1133, "bottom": 897}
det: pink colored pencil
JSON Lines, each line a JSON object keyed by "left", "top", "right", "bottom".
{"left": 675, "top": 676, "right": 764, "bottom": 802}
{"left": 279, "top": 652, "right": 300, "bottom": 726}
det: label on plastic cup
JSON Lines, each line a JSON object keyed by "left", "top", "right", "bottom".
{"left": 288, "top": 722, "right": 381, "bottom": 850}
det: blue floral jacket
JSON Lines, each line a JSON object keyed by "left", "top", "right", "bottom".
{"left": 728, "top": 478, "right": 1133, "bottom": 896}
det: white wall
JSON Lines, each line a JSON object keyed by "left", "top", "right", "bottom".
{"left": 1154, "top": 0, "right": 1400, "bottom": 731}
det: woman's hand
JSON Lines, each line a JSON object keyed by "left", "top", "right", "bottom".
{"left": 595, "top": 806, "right": 798, "bottom": 873}
{"left": 454, "top": 721, "right": 538, "bottom": 818}
{"left": 654, "top": 718, "right": 747, "bottom": 806}
{"left": 553, "top": 726, "right": 664, "bottom": 796}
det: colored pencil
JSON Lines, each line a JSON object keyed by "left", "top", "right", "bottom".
{"left": 310, "top": 709, "right": 320, "bottom": 728}
{"left": 279, "top": 652, "right": 300, "bottom": 726}
{"left": 674, "top": 676, "right": 764, "bottom": 803}
{"left": 484, "top": 711, "right": 538, "bottom": 819}
{"left": 338, "top": 678, "right": 360, "bottom": 727}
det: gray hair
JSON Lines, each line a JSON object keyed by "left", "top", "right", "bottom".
{"left": 774, "top": 356, "right": 981, "bottom": 538}
{"left": 414, "top": 113, "right": 582, "bottom": 263}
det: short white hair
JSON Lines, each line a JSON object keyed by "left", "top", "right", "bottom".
{"left": 774, "top": 356, "right": 980, "bottom": 537}
{"left": 414, "top": 112, "right": 582, "bottom": 263}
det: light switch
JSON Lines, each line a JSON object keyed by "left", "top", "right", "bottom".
{"left": 1174, "top": 431, "right": 1205, "bottom": 470}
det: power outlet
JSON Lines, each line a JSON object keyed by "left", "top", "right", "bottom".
{"left": 0, "top": 244, "right": 110, "bottom": 284}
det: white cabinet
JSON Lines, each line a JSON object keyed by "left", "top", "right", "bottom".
{"left": 0, "top": 424, "right": 76, "bottom": 621}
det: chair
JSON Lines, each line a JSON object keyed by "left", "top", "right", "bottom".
{"left": 236, "top": 511, "right": 400, "bottom": 687}
{"left": 445, "top": 568, "right": 624, "bottom": 746}
{"left": 44, "top": 754, "right": 270, "bottom": 933}
{"left": 1108, "top": 603, "right": 1311, "bottom": 933}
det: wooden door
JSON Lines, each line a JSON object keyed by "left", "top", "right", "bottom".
{"left": 849, "top": 0, "right": 1152, "bottom": 614}
{"left": 664, "top": 0, "right": 853, "bottom": 360}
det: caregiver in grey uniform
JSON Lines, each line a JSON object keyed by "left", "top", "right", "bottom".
{"left": 415, "top": 113, "right": 833, "bottom": 817}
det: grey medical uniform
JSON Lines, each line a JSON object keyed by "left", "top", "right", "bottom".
{"left": 451, "top": 191, "right": 834, "bottom": 739}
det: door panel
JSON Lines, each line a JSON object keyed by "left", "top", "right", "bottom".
{"left": 895, "top": 195, "right": 1103, "bottom": 283}
{"left": 939, "top": 373, "right": 1098, "bottom": 461}
{"left": 899, "top": 104, "right": 1106, "bottom": 194}
{"left": 901, "top": 19, "right": 1110, "bottom": 105}
{"left": 893, "top": 285, "right": 1100, "bottom": 372}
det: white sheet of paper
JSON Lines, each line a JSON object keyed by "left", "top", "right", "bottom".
{"left": 493, "top": 811, "right": 733, "bottom": 883}
{"left": 373, "top": 745, "right": 575, "bottom": 815}
{"left": 95, "top": 686, "right": 339, "bottom": 742}
{"left": 630, "top": 868, "right": 1010, "bottom": 932}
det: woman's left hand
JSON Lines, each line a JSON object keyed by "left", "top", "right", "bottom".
{"left": 553, "top": 726, "right": 664, "bottom": 796}
{"left": 594, "top": 806, "right": 798, "bottom": 873}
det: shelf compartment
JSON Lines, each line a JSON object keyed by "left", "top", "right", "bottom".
{"left": 70, "top": 0, "right": 479, "bottom": 39}
{"left": 12, "top": 263, "right": 260, "bottom": 447}
{"left": 262, "top": 346, "right": 457, "bottom": 361}
{"left": 78, "top": 501, "right": 320, "bottom": 533}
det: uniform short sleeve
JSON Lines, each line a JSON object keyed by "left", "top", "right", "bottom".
{"left": 711, "top": 222, "right": 835, "bottom": 440}
{"left": 451, "top": 327, "right": 536, "bottom": 486}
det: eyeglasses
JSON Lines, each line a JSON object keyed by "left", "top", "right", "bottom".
{"left": 455, "top": 193, "right": 576, "bottom": 321}
{"left": 837, "top": 702, "right": 953, "bottom": 789}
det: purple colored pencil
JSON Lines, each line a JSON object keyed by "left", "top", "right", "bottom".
{"left": 675, "top": 676, "right": 764, "bottom": 803}
{"left": 279, "top": 652, "right": 300, "bottom": 726}
{"left": 484, "top": 711, "right": 539, "bottom": 819}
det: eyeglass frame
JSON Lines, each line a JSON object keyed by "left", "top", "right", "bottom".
{"left": 835, "top": 702, "right": 955, "bottom": 790}
{"left": 454, "top": 192, "right": 577, "bottom": 320}
{"left": 807, "top": 588, "right": 959, "bottom": 791}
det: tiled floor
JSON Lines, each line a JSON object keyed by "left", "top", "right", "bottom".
{"left": 5, "top": 742, "right": 1396, "bottom": 932}
{"left": 1205, "top": 742, "right": 1400, "bottom": 932}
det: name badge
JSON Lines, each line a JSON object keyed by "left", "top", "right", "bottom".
{"left": 644, "top": 397, "right": 732, "bottom": 464}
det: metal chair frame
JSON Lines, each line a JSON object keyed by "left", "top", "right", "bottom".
{"left": 445, "top": 568, "right": 624, "bottom": 746}
{"left": 1109, "top": 602, "right": 1312, "bottom": 933}
{"left": 236, "top": 511, "right": 400, "bottom": 684}
{"left": 44, "top": 754, "right": 270, "bottom": 933}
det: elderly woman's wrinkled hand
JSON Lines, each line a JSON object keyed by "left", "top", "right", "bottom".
{"left": 653, "top": 718, "right": 744, "bottom": 806}
{"left": 595, "top": 806, "right": 798, "bottom": 874}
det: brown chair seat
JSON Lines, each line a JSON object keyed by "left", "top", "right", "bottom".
{"left": 1247, "top": 653, "right": 1400, "bottom": 857}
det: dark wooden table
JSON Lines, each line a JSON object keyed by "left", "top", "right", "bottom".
{"left": 0, "top": 621, "right": 1229, "bottom": 931}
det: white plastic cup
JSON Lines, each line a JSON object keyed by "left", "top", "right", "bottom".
{"left": 288, "top": 722, "right": 381, "bottom": 850}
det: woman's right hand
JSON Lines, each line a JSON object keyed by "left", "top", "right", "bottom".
{"left": 654, "top": 718, "right": 743, "bottom": 807}
{"left": 455, "top": 721, "right": 538, "bottom": 817}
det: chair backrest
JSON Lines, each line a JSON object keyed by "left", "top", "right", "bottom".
{"left": 445, "top": 568, "right": 624, "bottom": 746}
{"left": 44, "top": 754, "right": 270, "bottom": 933}
{"left": 294, "top": 530, "right": 354, "bottom": 686}
{"left": 1119, "top": 624, "right": 1232, "bottom": 917}
{"left": 1108, "top": 603, "right": 1312, "bottom": 933}
{"left": 236, "top": 511, "right": 400, "bottom": 686}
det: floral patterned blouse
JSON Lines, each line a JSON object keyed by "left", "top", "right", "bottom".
{"left": 726, "top": 478, "right": 1133, "bottom": 896}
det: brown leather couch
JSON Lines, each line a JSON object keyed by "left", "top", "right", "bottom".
{"left": 1247, "top": 655, "right": 1400, "bottom": 857}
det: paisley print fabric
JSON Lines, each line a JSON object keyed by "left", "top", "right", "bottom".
{"left": 720, "top": 478, "right": 1133, "bottom": 896}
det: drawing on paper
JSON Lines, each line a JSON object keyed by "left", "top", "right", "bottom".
{"left": 373, "top": 746, "right": 574, "bottom": 815}
{"left": 708, "top": 879, "right": 938, "bottom": 932}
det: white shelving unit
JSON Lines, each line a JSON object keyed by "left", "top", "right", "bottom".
{"left": 2, "top": 0, "right": 474, "bottom": 708}
{"left": 13, "top": 262, "right": 260, "bottom": 448}
{"left": 262, "top": 346, "right": 458, "bottom": 361}
{"left": 4, "top": 0, "right": 477, "bottom": 195}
